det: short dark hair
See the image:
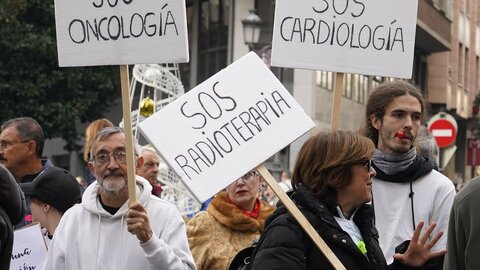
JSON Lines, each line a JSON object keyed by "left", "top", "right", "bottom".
{"left": 1, "top": 117, "right": 45, "bottom": 158}
{"left": 291, "top": 130, "right": 375, "bottom": 199}
{"left": 363, "top": 80, "right": 427, "bottom": 147}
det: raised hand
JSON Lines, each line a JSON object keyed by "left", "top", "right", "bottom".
{"left": 127, "top": 201, "right": 153, "bottom": 243}
{"left": 393, "top": 221, "right": 447, "bottom": 267}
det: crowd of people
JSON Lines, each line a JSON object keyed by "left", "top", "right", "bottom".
{"left": 0, "top": 80, "right": 478, "bottom": 269}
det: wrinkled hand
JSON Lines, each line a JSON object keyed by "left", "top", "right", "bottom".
{"left": 127, "top": 201, "right": 153, "bottom": 243}
{"left": 393, "top": 221, "right": 447, "bottom": 267}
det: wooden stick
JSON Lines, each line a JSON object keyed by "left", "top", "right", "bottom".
{"left": 256, "top": 164, "right": 346, "bottom": 270}
{"left": 331, "top": 72, "right": 344, "bottom": 131}
{"left": 120, "top": 65, "right": 137, "bottom": 202}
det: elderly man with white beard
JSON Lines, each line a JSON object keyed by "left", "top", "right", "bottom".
{"left": 43, "top": 127, "right": 195, "bottom": 270}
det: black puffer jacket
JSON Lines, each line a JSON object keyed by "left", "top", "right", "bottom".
{"left": 250, "top": 185, "right": 415, "bottom": 270}
{"left": 0, "top": 164, "right": 25, "bottom": 269}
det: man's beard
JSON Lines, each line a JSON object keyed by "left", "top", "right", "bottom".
{"left": 381, "top": 129, "right": 413, "bottom": 154}
{"left": 98, "top": 169, "right": 127, "bottom": 193}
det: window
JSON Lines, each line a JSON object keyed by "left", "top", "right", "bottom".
{"left": 347, "top": 75, "right": 370, "bottom": 104}
{"left": 197, "top": 0, "right": 230, "bottom": 84}
{"left": 316, "top": 71, "right": 333, "bottom": 91}
{"left": 459, "top": 43, "right": 464, "bottom": 85}
{"left": 372, "top": 76, "right": 384, "bottom": 90}
{"left": 412, "top": 52, "right": 428, "bottom": 94}
{"left": 352, "top": 74, "right": 359, "bottom": 102}
{"left": 465, "top": 47, "right": 469, "bottom": 87}
{"left": 355, "top": 75, "right": 370, "bottom": 104}
{"left": 362, "top": 75, "right": 370, "bottom": 103}
{"left": 180, "top": 0, "right": 230, "bottom": 91}
{"left": 343, "top": 74, "right": 352, "bottom": 99}
{"left": 476, "top": 56, "right": 479, "bottom": 91}
{"left": 462, "top": 88, "right": 468, "bottom": 111}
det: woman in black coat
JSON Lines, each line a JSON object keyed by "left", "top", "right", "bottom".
{"left": 251, "top": 131, "right": 445, "bottom": 270}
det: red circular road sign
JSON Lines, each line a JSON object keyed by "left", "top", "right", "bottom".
{"left": 428, "top": 119, "right": 457, "bottom": 148}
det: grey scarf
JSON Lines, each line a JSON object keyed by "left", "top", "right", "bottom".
{"left": 373, "top": 147, "right": 417, "bottom": 175}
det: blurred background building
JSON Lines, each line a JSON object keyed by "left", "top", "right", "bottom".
{"left": 43, "top": 0, "right": 480, "bottom": 199}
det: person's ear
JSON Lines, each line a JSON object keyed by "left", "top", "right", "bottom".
{"left": 88, "top": 161, "right": 97, "bottom": 177}
{"left": 44, "top": 204, "right": 51, "bottom": 212}
{"left": 136, "top": 156, "right": 144, "bottom": 170}
{"left": 25, "top": 140, "right": 36, "bottom": 156}
{"left": 370, "top": 114, "right": 382, "bottom": 130}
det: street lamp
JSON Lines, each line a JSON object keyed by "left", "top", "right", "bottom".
{"left": 242, "top": 9, "right": 263, "bottom": 51}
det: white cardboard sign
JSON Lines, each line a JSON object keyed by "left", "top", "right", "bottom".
{"left": 10, "top": 223, "right": 48, "bottom": 270}
{"left": 139, "top": 52, "right": 315, "bottom": 202}
{"left": 54, "top": 0, "right": 189, "bottom": 67}
{"left": 272, "top": 0, "right": 418, "bottom": 79}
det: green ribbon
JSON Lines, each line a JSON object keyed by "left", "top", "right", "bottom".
{"left": 357, "top": 240, "right": 367, "bottom": 255}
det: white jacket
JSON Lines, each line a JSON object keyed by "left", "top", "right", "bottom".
{"left": 43, "top": 176, "right": 196, "bottom": 270}
{"left": 372, "top": 169, "right": 455, "bottom": 264}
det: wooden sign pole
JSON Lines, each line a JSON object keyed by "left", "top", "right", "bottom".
{"left": 331, "top": 72, "right": 344, "bottom": 131}
{"left": 257, "top": 164, "right": 346, "bottom": 270}
{"left": 120, "top": 65, "right": 137, "bottom": 202}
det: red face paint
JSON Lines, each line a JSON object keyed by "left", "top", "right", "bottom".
{"left": 397, "top": 131, "right": 405, "bottom": 139}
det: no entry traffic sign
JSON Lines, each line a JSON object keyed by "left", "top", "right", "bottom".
{"left": 428, "top": 113, "right": 457, "bottom": 148}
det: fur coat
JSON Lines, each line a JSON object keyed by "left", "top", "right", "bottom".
{"left": 187, "top": 191, "right": 274, "bottom": 270}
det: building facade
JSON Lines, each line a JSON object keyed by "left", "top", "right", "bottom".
{"left": 427, "top": 0, "right": 480, "bottom": 182}
{"left": 46, "top": 0, "right": 480, "bottom": 188}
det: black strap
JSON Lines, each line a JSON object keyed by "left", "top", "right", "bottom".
{"left": 409, "top": 181, "right": 415, "bottom": 231}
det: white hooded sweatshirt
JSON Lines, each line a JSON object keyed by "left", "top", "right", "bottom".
{"left": 43, "top": 176, "right": 196, "bottom": 270}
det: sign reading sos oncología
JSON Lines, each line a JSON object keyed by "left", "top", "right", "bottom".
{"left": 54, "top": 0, "right": 189, "bottom": 67}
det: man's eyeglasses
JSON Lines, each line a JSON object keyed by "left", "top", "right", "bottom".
{"left": 0, "top": 140, "right": 30, "bottom": 149}
{"left": 231, "top": 171, "right": 258, "bottom": 185}
{"left": 92, "top": 151, "right": 127, "bottom": 165}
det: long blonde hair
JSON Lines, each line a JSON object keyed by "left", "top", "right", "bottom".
{"left": 83, "top": 118, "right": 113, "bottom": 162}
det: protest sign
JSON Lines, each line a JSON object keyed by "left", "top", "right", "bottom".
{"left": 271, "top": 0, "right": 418, "bottom": 79}
{"left": 54, "top": 0, "right": 190, "bottom": 201}
{"left": 10, "top": 223, "right": 48, "bottom": 270}
{"left": 54, "top": 0, "right": 189, "bottom": 67}
{"left": 138, "top": 52, "right": 315, "bottom": 202}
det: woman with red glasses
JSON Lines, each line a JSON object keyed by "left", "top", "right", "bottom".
{"left": 187, "top": 169, "right": 274, "bottom": 270}
{"left": 249, "top": 130, "right": 446, "bottom": 270}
